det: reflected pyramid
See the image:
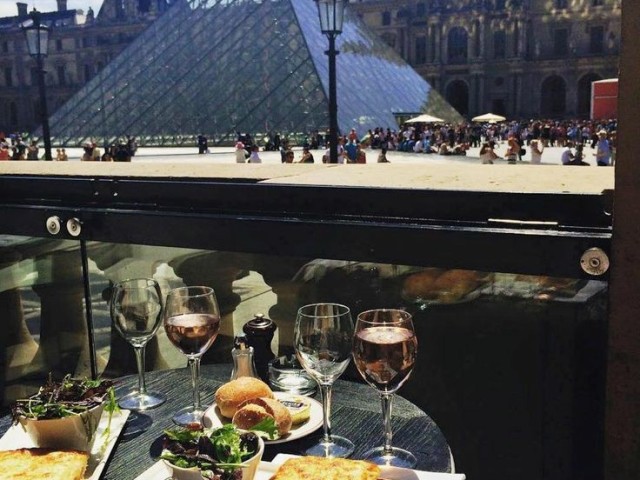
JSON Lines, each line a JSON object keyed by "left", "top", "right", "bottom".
{"left": 47, "top": 0, "right": 461, "bottom": 146}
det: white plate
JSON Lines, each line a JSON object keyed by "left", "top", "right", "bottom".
{"left": 202, "top": 391, "right": 323, "bottom": 444}
{"left": 134, "top": 454, "right": 466, "bottom": 480}
{"left": 0, "top": 409, "right": 130, "bottom": 480}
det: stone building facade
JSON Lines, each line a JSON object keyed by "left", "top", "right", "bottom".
{"left": 348, "top": 0, "right": 621, "bottom": 119}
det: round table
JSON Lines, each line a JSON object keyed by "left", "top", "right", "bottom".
{"left": 0, "top": 364, "right": 453, "bottom": 477}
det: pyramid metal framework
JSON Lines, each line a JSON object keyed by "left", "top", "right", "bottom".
{"left": 46, "top": 0, "right": 460, "bottom": 146}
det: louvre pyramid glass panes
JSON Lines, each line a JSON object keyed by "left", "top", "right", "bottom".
{"left": 45, "top": 0, "right": 460, "bottom": 147}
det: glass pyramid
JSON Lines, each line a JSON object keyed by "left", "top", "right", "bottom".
{"left": 45, "top": 0, "right": 460, "bottom": 147}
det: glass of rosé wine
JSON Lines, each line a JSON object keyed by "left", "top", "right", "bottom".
{"left": 353, "top": 309, "right": 418, "bottom": 468}
{"left": 164, "top": 286, "right": 220, "bottom": 426}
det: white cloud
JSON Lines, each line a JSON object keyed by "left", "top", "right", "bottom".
{"left": 0, "top": 0, "right": 104, "bottom": 18}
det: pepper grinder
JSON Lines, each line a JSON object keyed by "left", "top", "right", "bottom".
{"left": 243, "top": 313, "right": 277, "bottom": 382}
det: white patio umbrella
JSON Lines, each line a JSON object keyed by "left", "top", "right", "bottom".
{"left": 471, "top": 113, "right": 507, "bottom": 123}
{"left": 404, "top": 113, "right": 445, "bottom": 124}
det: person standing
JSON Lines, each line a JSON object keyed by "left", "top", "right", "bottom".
{"left": 594, "top": 130, "right": 612, "bottom": 166}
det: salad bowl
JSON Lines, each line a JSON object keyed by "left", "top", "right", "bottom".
{"left": 161, "top": 425, "right": 264, "bottom": 480}
{"left": 12, "top": 375, "right": 117, "bottom": 452}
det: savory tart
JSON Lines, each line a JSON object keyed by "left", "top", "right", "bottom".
{"left": 269, "top": 456, "right": 380, "bottom": 480}
{"left": 0, "top": 448, "right": 89, "bottom": 480}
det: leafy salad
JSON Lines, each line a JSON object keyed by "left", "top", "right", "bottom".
{"left": 11, "top": 374, "right": 118, "bottom": 421}
{"left": 161, "top": 424, "right": 260, "bottom": 480}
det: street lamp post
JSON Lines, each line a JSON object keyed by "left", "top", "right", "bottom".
{"left": 23, "top": 8, "right": 52, "bottom": 160}
{"left": 315, "top": 0, "right": 345, "bottom": 164}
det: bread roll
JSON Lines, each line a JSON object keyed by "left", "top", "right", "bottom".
{"left": 215, "top": 377, "right": 274, "bottom": 419}
{"left": 233, "top": 397, "right": 292, "bottom": 436}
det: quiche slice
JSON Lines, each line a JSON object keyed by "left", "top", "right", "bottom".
{"left": 0, "top": 448, "right": 89, "bottom": 479}
{"left": 270, "top": 456, "right": 380, "bottom": 480}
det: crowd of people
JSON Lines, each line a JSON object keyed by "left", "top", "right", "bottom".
{"left": 281, "top": 118, "right": 617, "bottom": 165}
{"left": 1, "top": 119, "right": 616, "bottom": 166}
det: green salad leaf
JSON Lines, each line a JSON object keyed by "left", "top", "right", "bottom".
{"left": 250, "top": 417, "right": 278, "bottom": 440}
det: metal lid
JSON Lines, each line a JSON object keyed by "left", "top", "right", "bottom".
{"left": 243, "top": 313, "right": 277, "bottom": 335}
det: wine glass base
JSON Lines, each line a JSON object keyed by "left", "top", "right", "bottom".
{"left": 171, "top": 406, "right": 206, "bottom": 427}
{"left": 303, "top": 435, "right": 355, "bottom": 458}
{"left": 118, "top": 391, "right": 166, "bottom": 411}
{"left": 121, "top": 411, "right": 154, "bottom": 438}
{"left": 361, "top": 446, "right": 417, "bottom": 468}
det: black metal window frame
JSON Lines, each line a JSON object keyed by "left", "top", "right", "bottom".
{"left": 0, "top": 174, "right": 612, "bottom": 280}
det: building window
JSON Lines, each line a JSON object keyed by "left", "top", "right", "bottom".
{"left": 57, "top": 65, "right": 66, "bottom": 86}
{"left": 474, "top": 20, "right": 481, "bottom": 57}
{"left": 416, "top": 2, "right": 426, "bottom": 17}
{"left": 553, "top": 28, "right": 569, "bottom": 56}
{"left": 448, "top": 27, "right": 468, "bottom": 64}
{"left": 592, "top": 0, "right": 604, "bottom": 5}
{"left": 3, "top": 67, "right": 12, "bottom": 87}
{"left": 415, "top": 36, "right": 427, "bottom": 64}
{"left": 56, "top": 39, "right": 63, "bottom": 51}
{"left": 9, "top": 102, "right": 18, "bottom": 125}
{"left": 589, "top": 26, "right": 604, "bottom": 53}
{"left": 381, "top": 11, "right": 391, "bottom": 26}
{"left": 84, "top": 64, "right": 93, "bottom": 82}
{"left": 555, "top": 0, "right": 568, "bottom": 8}
{"left": 495, "top": 0, "right": 506, "bottom": 9}
{"left": 494, "top": 31, "right": 506, "bottom": 58}
{"left": 1, "top": 41, "right": 8, "bottom": 53}
{"left": 381, "top": 33, "right": 396, "bottom": 49}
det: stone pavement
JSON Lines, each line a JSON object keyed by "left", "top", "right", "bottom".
{"left": 58, "top": 143, "right": 605, "bottom": 167}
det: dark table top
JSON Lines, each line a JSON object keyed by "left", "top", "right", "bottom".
{"left": 0, "top": 364, "right": 452, "bottom": 478}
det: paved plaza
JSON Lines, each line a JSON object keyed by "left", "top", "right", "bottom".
{"left": 57, "top": 144, "right": 605, "bottom": 167}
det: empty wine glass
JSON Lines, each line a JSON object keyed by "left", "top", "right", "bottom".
{"left": 164, "top": 286, "right": 220, "bottom": 426}
{"left": 353, "top": 309, "right": 418, "bottom": 468}
{"left": 294, "top": 303, "right": 354, "bottom": 458}
{"left": 110, "top": 278, "right": 166, "bottom": 412}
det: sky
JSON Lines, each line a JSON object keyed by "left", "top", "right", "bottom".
{"left": 0, "top": 0, "right": 104, "bottom": 17}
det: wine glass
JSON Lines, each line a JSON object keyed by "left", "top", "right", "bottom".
{"left": 110, "top": 278, "right": 166, "bottom": 411}
{"left": 164, "top": 286, "right": 220, "bottom": 426}
{"left": 294, "top": 303, "right": 354, "bottom": 458}
{"left": 353, "top": 309, "right": 418, "bottom": 468}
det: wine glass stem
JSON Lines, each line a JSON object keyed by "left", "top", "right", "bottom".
{"left": 133, "top": 345, "right": 147, "bottom": 395}
{"left": 380, "top": 392, "right": 394, "bottom": 455}
{"left": 188, "top": 356, "right": 202, "bottom": 410}
{"left": 319, "top": 383, "right": 334, "bottom": 443}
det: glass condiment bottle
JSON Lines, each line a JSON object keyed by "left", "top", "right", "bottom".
{"left": 243, "top": 313, "right": 277, "bottom": 382}
{"left": 230, "top": 335, "right": 259, "bottom": 380}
